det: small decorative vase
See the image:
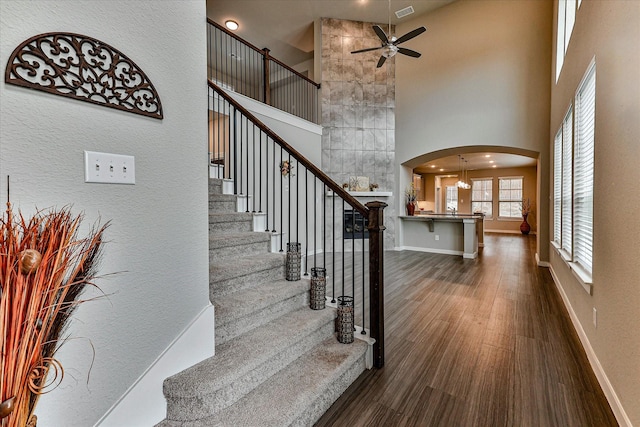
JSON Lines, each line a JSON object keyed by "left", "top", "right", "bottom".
{"left": 285, "top": 242, "right": 301, "bottom": 281}
{"left": 336, "top": 296, "right": 355, "bottom": 344}
{"left": 520, "top": 214, "right": 531, "bottom": 235}
{"left": 406, "top": 202, "right": 415, "bottom": 216}
{"left": 309, "top": 267, "right": 326, "bottom": 310}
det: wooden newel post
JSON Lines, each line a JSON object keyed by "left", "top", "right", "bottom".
{"left": 366, "top": 201, "right": 387, "bottom": 368}
{"left": 262, "top": 48, "right": 271, "bottom": 105}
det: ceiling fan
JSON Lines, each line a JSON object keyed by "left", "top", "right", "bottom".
{"left": 351, "top": 1, "right": 427, "bottom": 68}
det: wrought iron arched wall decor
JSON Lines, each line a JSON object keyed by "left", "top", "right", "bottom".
{"left": 5, "top": 32, "right": 163, "bottom": 119}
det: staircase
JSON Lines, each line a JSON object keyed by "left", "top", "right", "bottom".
{"left": 155, "top": 178, "right": 368, "bottom": 426}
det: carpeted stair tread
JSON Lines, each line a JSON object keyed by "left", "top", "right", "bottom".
{"left": 209, "top": 231, "right": 270, "bottom": 248}
{"left": 209, "top": 252, "right": 284, "bottom": 284}
{"left": 163, "top": 307, "right": 335, "bottom": 399}
{"left": 215, "top": 279, "right": 308, "bottom": 327}
{"left": 209, "top": 212, "right": 253, "bottom": 223}
{"left": 159, "top": 337, "right": 368, "bottom": 427}
{"left": 208, "top": 193, "right": 236, "bottom": 202}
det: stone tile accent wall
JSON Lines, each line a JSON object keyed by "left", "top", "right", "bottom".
{"left": 320, "top": 18, "right": 396, "bottom": 248}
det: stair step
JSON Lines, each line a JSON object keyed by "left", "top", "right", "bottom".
{"left": 215, "top": 279, "right": 309, "bottom": 345}
{"left": 209, "top": 212, "right": 253, "bottom": 233}
{"left": 208, "top": 178, "right": 223, "bottom": 195}
{"left": 210, "top": 252, "right": 285, "bottom": 298}
{"left": 209, "top": 232, "right": 271, "bottom": 261}
{"left": 209, "top": 194, "right": 237, "bottom": 213}
{"left": 162, "top": 308, "right": 336, "bottom": 422}
{"left": 157, "top": 337, "right": 367, "bottom": 427}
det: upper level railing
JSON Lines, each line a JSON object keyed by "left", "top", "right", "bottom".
{"left": 208, "top": 80, "right": 386, "bottom": 367}
{"left": 207, "top": 19, "right": 320, "bottom": 124}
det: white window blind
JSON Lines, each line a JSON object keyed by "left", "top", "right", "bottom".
{"left": 554, "top": 128, "right": 563, "bottom": 245}
{"left": 561, "top": 107, "right": 573, "bottom": 258}
{"left": 471, "top": 178, "right": 493, "bottom": 218}
{"left": 574, "top": 63, "right": 595, "bottom": 274}
{"left": 498, "top": 177, "right": 523, "bottom": 218}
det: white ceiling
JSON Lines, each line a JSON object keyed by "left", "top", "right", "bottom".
{"left": 206, "top": 0, "right": 456, "bottom": 65}
{"left": 207, "top": 0, "right": 537, "bottom": 173}
{"left": 413, "top": 152, "right": 538, "bottom": 174}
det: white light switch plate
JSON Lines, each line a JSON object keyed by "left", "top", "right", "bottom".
{"left": 84, "top": 151, "right": 135, "bottom": 184}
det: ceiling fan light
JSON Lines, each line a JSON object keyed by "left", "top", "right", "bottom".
{"left": 382, "top": 45, "right": 398, "bottom": 58}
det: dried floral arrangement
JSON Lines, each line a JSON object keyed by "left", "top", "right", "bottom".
{"left": 280, "top": 160, "right": 294, "bottom": 177}
{"left": 522, "top": 198, "right": 531, "bottom": 216}
{"left": 0, "top": 204, "right": 108, "bottom": 427}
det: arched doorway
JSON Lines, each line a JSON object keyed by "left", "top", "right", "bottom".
{"left": 398, "top": 145, "right": 541, "bottom": 260}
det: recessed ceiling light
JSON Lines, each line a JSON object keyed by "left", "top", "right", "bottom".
{"left": 431, "top": 165, "right": 436, "bottom": 168}
{"left": 485, "top": 154, "right": 491, "bottom": 158}
{"left": 489, "top": 160, "right": 494, "bottom": 163}
{"left": 439, "top": 168, "right": 444, "bottom": 172}
{"left": 492, "top": 165, "right": 497, "bottom": 168}
{"left": 225, "top": 20, "right": 239, "bottom": 31}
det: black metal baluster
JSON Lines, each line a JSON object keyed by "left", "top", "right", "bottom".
{"left": 238, "top": 109, "right": 242, "bottom": 196}
{"left": 279, "top": 146, "right": 283, "bottom": 252}
{"left": 362, "top": 219, "right": 366, "bottom": 335}
{"left": 332, "top": 192, "right": 336, "bottom": 303}
{"left": 272, "top": 137, "right": 276, "bottom": 233}
{"left": 323, "top": 184, "right": 326, "bottom": 269}
{"left": 245, "top": 116, "right": 249, "bottom": 212}
{"left": 313, "top": 178, "right": 317, "bottom": 270}
{"left": 296, "top": 161, "right": 299, "bottom": 244}
{"left": 304, "top": 169, "right": 309, "bottom": 276}
{"left": 233, "top": 108, "right": 237, "bottom": 195}
{"left": 342, "top": 198, "right": 345, "bottom": 298}
{"left": 259, "top": 130, "right": 262, "bottom": 213}
{"left": 252, "top": 125, "right": 256, "bottom": 212}
{"left": 288, "top": 152, "right": 291, "bottom": 250}
{"left": 351, "top": 206, "right": 358, "bottom": 304}
{"left": 264, "top": 134, "right": 269, "bottom": 231}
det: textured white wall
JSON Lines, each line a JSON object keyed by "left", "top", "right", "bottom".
{"left": 0, "top": 1, "right": 210, "bottom": 426}
{"left": 394, "top": 0, "right": 552, "bottom": 260}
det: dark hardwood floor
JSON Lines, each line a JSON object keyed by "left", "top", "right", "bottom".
{"left": 315, "top": 233, "right": 618, "bottom": 427}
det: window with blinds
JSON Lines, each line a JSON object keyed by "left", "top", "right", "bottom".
{"left": 553, "top": 129, "right": 563, "bottom": 246}
{"left": 556, "top": 0, "right": 579, "bottom": 82}
{"left": 573, "top": 62, "right": 595, "bottom": 276}
{"left": 498, "top": 177, "right": 523, "bottom": 218}
{"left": 561, "top": 107, "right": 573, "bottom": 258}
{"left": 471, "top": 178, "right": 493, "bottom": 218}
{"left": 445, "top": 186, "right": 458, "bottom": 212}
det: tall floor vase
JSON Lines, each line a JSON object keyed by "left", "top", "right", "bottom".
{"left": 520, "top": 214, "right": 531, "bottom": 235}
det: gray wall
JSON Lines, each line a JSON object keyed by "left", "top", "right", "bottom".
{"left": 395, "top": 0, "right": 552, "bottom": 260}
{"left": 0, "top": 1, "right": 209, "bottom": 425}
{"left": 550, "top": 1, "right": 640, "bottom": 424}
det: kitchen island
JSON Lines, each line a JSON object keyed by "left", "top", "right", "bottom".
{"left": 399, "top": 213, "right": 484, "bottom": 259}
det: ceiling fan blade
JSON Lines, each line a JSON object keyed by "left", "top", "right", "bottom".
{"left": 397, "top": 47, "right": 422, "bottom": 58}
{"left": 393, "top": 26, "right": 427, "bottom": 45}
{"left": 351, "top": 46, "right": 384, "bottom": 54}
{"left": 372, "top": 25, "right": 389, "bottom": 44}
{"left": 377, "top": 55, "right": 387, "bottom": 68}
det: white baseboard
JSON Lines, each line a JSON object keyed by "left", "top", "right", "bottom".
{"left": 94, "top": 304, "right": 215, "bottom": 427}
{"left": 535, "top": 252, "right": 550, "bottom": 267}
{"left": 484, "top": 229, "right": 536, "bottom": 235}
{"left": 398, "top": 246, "right": 463, "bottom": 256}
{"left": 548, "top": 267, "right": 632, "bottom": 427}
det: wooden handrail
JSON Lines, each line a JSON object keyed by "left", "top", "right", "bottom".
{"left": 207, "top": 19, "right": 321, "bottom": 89}
{"left": 209, "top": 79, "right": 367, "bottom": 216}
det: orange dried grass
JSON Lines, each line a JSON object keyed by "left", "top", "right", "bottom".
{"left": 0, "top": 205, "right": 108, "bottom": 426}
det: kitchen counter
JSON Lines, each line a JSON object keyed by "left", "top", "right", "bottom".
{"left": 399, "top": 214, "right": 484, "bottom": 259}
